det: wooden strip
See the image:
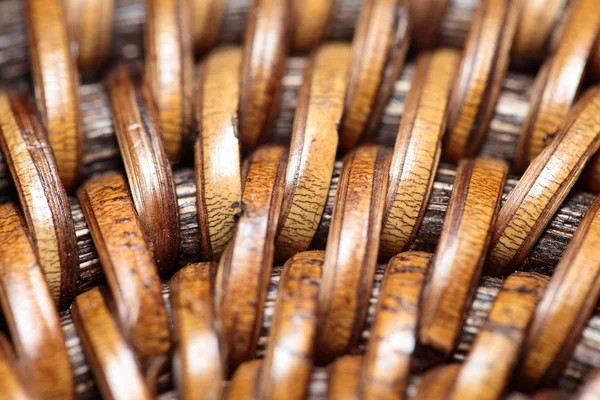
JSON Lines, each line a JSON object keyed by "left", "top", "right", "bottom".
{"left": 327, "top": 356, "right": 362, "bottom": 400}
{"left": 449, "top": 272, "right": 548, "bottom": 400}
{"left": 106, "top": 63, "right": 180, "bottom": 273}
{"left": 276, "top": 43, "right": 350, "bottom": 260}
{"left": 514, "top": 0, "right": 600, "bottom": 170}
{"left": 292, "top": 0, "right": 334, "bottom": 52}
{"left": 0, "top": 202, "right": 74, "bottom": 399}
{"left": 227, "top": 360, "right": 261, "bottom": 400}
{"left": 340, "top": 0, "right": 410, "bottom": 150}
{"left": 515, "top": 194, "right": 600, "bottom": 390}
{"left": 0, "top": 334, "right": 38, "bottom": 400}
{"left": 360, "top": 251, "right": 432, "bottom": 400}
{"left": 409, "top": 0, "right": 450, "bottom": 49}
{"left": 0, "top": 93, "right": 78, "bottom": 309}
{"left": 191, "top": 0, "right": 225, "bottom": 53}
{"left": 258, "top": 251, "right": 324, "bottom": 400}
{"left": 379, "top": 48, "right": 460, "bottom": 257}
{"left": 316, "top": 145, "right": 391, "bottom": 362}
{"left": 25, "top": 0, "right": 82, "bottom": 190}
{"left": 444, "top": 0, "right": 521, "bottom": 161}
{"left": 77, "top": 172, "right": 171, "bottom": 372}
{"left": 145, "top": 0, "right": 194, "bottom": 162}
{"left": 420, "top": 157, "right": 508, "bottom": 357}
{"left": 238, "top": 0, "right": 291, "bottom": 150}
{"left": 487, "top": 86, "right": 600, "bottom": 275}
{"left": 65, "top": 0, "right": 114, "bottom": 72}
{"left": 71, "top": 287, "right": 153, "bottom": 400}
{"left": 216, "top": 145, "right": 287, "bottom": 368}
{"left": 195, "top": 46, "right": 243, "bottom": 260}
{"left": 413, "top": 364, "right": 461, "bottom": 400}
{"left": 171, "top": 263, "right": 224, "bottom": 400}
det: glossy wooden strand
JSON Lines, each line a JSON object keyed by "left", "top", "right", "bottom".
{"left": 444, "top": 0, "right": 521, "bottom": 161}
{"left": 292, "top": 0, "right": 335, "bottom": 52}
{"left": 379, "top": 48, "right": 460, "bottom": 257}
{"left": 327, "top": 356, "right": 362, "bottom": 400}
{"left": 487, "top": 86, "right": 600, "bottom": 275}
{"left": 238, "top": 0, "right": 291, "bottom": 150}
{"left": 514, "top": 194, "right": 600, "bottom": 391}
{"left": 413, "top": 364, "right": 461, "bottom": 400}
{"left": 195, "top": 46, "right": 243, "bottom": 260}
{"left": 227, "top": 360, "right": 261, "bottom": 400}
{"left": 191, "top": 0, "right": 225, "bottom": 53}
{"left": 0, "top": 93, "right": 78, "bottom": 309}
{"left": 171, "top": 263, "right": 224, "bottom": 400}
{"left": 340, "top": 0, "right": 410, "bottom": 150}
{"left": 276, "top": 43, "right": 350, "bottom": 260}
{"left": 511, "top": 0, "right": 566, "bottom": 64}
{"left": 0, "top": 334, "right": 39, "bottom": 400}
{"left": 360, "top": 251, "right": 432, "bottom": 400}
{"left": 514, "top": 0, "right": 600, "bottom": 170}
{"left": 0, "top": 203, "right": 74, "bottom": 400}
{"left": 71, "top": 287, "right": 153, "bottom": 400}
{"left": 408, "top": 0, "right": 450, "bottom": 49}
{"left": 216, "top": 145, "right": 287, "bottom": 368}
{"left": 106, "top": 64, "right": 180, "bottom": 273}
{"left": 77, "top": 172, "right": 171, "bottom": 371}
{"left": 590, "top": 38, "right": 600, "bottom": 82}
{"left": 145, "top": 0, "right": 194, "bottom": 162}
{"left": 449, "top": 272, "right": 548, "bottom": 400}
{"left": 25, "top": 0, "right": 83, "bottom": 190}
{"left": 65, "top": 0, "right": 114, "bottom": 72}
{"left": 258, "top": 251, "right": 324, "bottom": 400}
{"left": 420, "top": 157, "right": 508, "bottom": 357}
{"left": 316, "top": 145, "right": 391, "bottom": 362}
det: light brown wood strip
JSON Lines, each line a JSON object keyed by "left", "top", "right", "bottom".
{"left": 227, "top": 359, "right": 261, "bottom": 400}
{"left": 292, "top": 0, "right": 335, "bottom": 52}
{"left": 413, "top": 364, "right": 461, "bottom": 400}
{"left": 327, "top": 355, "right": 362, "bottom": 400}
{"left": 409, "top": 0, "right": 450, "bottom": 49}
{"left": 0, "top": 334, "right": 39, "bottom": 400}
{"left": 191, "top": 0, "right": 225, "bottom": 53}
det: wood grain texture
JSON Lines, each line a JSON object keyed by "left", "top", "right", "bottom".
{"left": 77, "top": 172, "right": 171, "bottom": 373}
{"left": 444, "top": 0, "right": 521, "bottom": 161}
{"left": 65, "top": 0, "right": 114, "bottom": 72}
{"left": 316, "top": 145, "right": 391, "bottom": 362}
{"left": 71, "top": 287, "right": 153, "bottom": 400}
{"left": 327, "top": 355, "right": 362, "bottom": 400}
{"left": 0, "top": 93, "right": 78, "bottom": 309}
{"left": 195, "top": 46, "right": 243, "bottom": 260}
{"left": 449, "top": 272, "right": 548, "bottom": 400}
{"left": 511, "top": 0, "right": 566, "bottom": 65}
{"left": 25, "top": 0, "right": 83, "bottom": 190}
{"left": 292, "top": 0, "right": 335, "bottom": 52}
{"left": 420, "top": 158, "right": 508, "bottom": 357}
{"left": 216, "top": 145, "right": 287, "bottom": 368}
{"left": 379, "top": 48, "right": 459, "bottom": 257}
{"left": 258, "top": 251, "right": 324, "bottom": 400}
{"left": 409, "top": 0, "right": 450, "bottom": 49}
{"left": 360, "top": 251, "right": 432, "bottom": 400}
{"left": 170, "top": 263, "right": 223, "bottom": 400}
{"left": 514, "top": 0, "right": 600, "bottom": 170}
{"left": 413, "top": 364, "right": 461, "bottom": 400}
{"left": 191, "top": 0, "right": 225, "bottom": 53}
{"left": 487, "top": 86, "right": 600, "bottom": 276}
{"left": 0, "top": 202, "right": 74, "bottom": 400}
{"left": 276, "top": 43, "right": 350, "bottom": 260}
{"left": 341, "top": 0, "right": 410, "bottom": 150}
{"left": 0, "top": 334, "right": 39, "bottom": 400}
{"left": 238, "top": 0, "right": 291, "bottom": 150}
{"left": 145, "top": 0, "right": 194, "bottom": 162}
{"left": 516, "top": 195, "right": 600, "bottom": 391}
{"left": 226, "top": 359, "right": 261, "bottom": 400}
{"left": 106, "top": 63, "right": 180, "bottom": 274}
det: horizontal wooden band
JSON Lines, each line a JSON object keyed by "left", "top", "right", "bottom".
{"left": 106, "top": 63, "right": 180, "bottom": 274}
{"left": 77, "top": 172, "right": 171, "bottom": 372}
{"left": 71, "top": 287, "right": 153, "bottom": 400}
{"left": 380, "top": 48, "right": 460, "bottom": 257}
{"left": 316, "top": 145, "right": 391, "bottom": 362}
{"left": 25, "top": 0, "right": 83, "bottom": 190}
{"left": 276, "top": 43, "right": 350, "bottom": 260}
{"left": 0, "top": 92, "right": 78, "bottom": 308}
{"left": 170, "top": 262, "right": 224, "bottom": 400}
{"left": 0, "top": 202, "right": 74, "bottom": 399}
{"left": 145, "top": 0, "right": 194, "bottom": 162}
{"left": 419, "top": 157, "right": 508, "bottom": 357}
